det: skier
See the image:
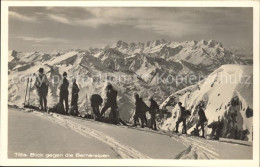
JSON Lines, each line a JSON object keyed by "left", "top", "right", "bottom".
{"left": 100, "top": 84, "right": 118, "bottom": 124}
{"left": 208, "top": 116, "right": 224, "bottom": 140}
{"left": 196, "top": 102, "right": 207, "bottom": 138}
{"left": 58, "top": 72, "right": 69, "bottom": 114}
{"left": 70, "top": 78, "right": 80, "bottom": 115}
{"left": 90, "top": 94, "right": 103, "bottom": 121}
{"left": 133, "top": 93, "right": 149, "bottom": 128}
{"left": 34, "top": 68, "right": 49, "bottom": 111}
{"left": 175, "top": 102, "right": 188, "bottom": 134}
{"left": 149, "top": 96, "right": 159, "bottom": 130}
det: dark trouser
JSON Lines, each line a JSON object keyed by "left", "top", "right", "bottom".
{"left": 150, "top": 113, "right": 157, "bottom": 130}
{"left": 134, "top": 111, "right": 147, "bottom": 128}
{"left": 101, "top": 103, "right": 117, "bottom": 124}
{"left": 175, "top": 118, "right": 186, "bottom": 134}
{"left": 92, "top": 104, "right": 101, "bottom": 120}
{"left": 196, "top": 120, "right": 205, "bottom": 137}
{"left": 71, "top": 94, "right": 79, "bottom": 113}
{"left": 60, "top": 93, "right": 69, "bottom": 114}
{"left": 39, "top": 95, "right": 47, "bottom": 111}
{"left": 133, "top": 112, "right": 140, "bottom": 126}
{"left": 71, "top": 94, "right": 78, "bottom": 106}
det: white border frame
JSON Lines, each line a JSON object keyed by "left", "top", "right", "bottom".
{"left": 1, "top": 1, "right": 259, "bottom": 166}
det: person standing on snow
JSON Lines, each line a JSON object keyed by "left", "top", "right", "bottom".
{"left": 196, "top": 102, "right": 207, "bottom": 138}
{"left": 133, "top": 93, "right": 149, "bottom": 128}
{"left": 100, "top": 84, "right": 118, "bottom": 124}
{"left": 90, "top": 94, "right": 103, "bottom": 121}
{"left": 149, "top": 96, "right": 159, "bottom": 130}
{"left": 59, "top": 72, "right": 69, "bottom": 114}
{"left": 70, "top": 78, "right": 80, "bottom": 115}
{"left": 175, "top": 102, "right": 188, "bottom": 134}
{"left": 34, "top": 68, "right": 49, "bottom": 111}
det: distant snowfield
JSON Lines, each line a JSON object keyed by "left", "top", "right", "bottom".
{"left": 8, "top": 108, "right": 252, "bottom": 159}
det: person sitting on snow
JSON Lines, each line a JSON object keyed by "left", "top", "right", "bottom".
{"left": 208, "top": 116, "right": 224, "bottom": 140}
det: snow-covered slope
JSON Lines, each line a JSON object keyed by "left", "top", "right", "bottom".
{"left": 8, "top": 39, "right": 247, "bottom": 122}
{"left": 160, "top": 65, "right": 253, "bottom": 141}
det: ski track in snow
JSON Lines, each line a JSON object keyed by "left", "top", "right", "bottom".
{"left": 171, "top": 135, "right": 219, "bottom": 159}
{"left": 30, "top": 110, "right": 150, "bottom": 159}
{"left": 22, "top": 108, "right": 222, "bottom": 159}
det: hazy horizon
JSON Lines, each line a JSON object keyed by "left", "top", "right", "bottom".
{"left": 9, "top": 7, "right": 253, "bottom": 52}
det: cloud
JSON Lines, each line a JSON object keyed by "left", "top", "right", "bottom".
{"left": 9, "top": 11, "right": 36, "bottom": 22}
{"left": 80, "top": 8, "right": 208, "bottom": 36}
{"left": 47, "top": 14, "right": 72, "bottom": 25}
{"left": 42, "top": 7, "right": 233, "bottom": 37}
{"left": 9, "top": 7, "right": 252, "bottom": 51}
{"left": 13, "top": 36, "right": 70, "bottom": 44}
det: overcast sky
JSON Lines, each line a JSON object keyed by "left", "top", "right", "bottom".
{"left": 9, "top": 7, "right": 253, "bottom": 52}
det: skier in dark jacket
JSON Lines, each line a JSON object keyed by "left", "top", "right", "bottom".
{"left": 70, "top": 78, "right": 80, "bottom": 115}
{"left": 175, "top": 102, "right": 188, "bottom": 134}
{"left": 133, "top": 93, "right": 149, "bottom": 128}
{"left": 149, "top": 96, "right": 159, "bottom": 130}
{"left": 100, "top": 84, "right": 118, "bottom": 124}
{"left": 91, "top": 94, "right": 103, "bottom": 121}
{"left": 196, "top": 102, "right": 207, "bottom": 138}
{"left": 34, "top": 68, "right": 49, "bottom": 111}
{"left": 59, "top": 72, "right": 69, "bottom": 114}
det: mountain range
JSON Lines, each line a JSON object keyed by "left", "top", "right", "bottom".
{"left": 8, "top": 39, "right": 253, "bottom": 140}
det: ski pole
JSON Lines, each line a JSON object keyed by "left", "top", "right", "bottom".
{"left": 28, "top": 78, "right": 32, "bottom": 106}
{"left": 24, "top": 78, "right": 29, "bottom": 107}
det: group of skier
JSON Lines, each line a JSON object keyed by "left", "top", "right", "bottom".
{"left": 33, "top": 67, "right": 221, "bottom": 137}
{"left": 34, "top": 68, "right": 79, "bottom": 115}
{"left": 33, "top": 67, "right": 160, "bottom": 129}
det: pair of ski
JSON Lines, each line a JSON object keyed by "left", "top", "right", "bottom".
{"left": 24, "top": 77, "right": 33, "bottom": 108}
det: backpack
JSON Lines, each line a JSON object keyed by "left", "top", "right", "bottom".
{"left": 198, "top": 108, "right": 207, "bottom": 122}
{"left": 140, "top": 100, "right": 149, "bottom": 113}
{"left": 150, "top": 100, "right": 159, "bottom": 114}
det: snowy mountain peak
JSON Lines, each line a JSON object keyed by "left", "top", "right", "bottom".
{"left": 9, "top": 50, "right": 17, "bottom": 57}
{"left": 198, "top": 39, "right": 208, "bottom": 45}
{"left": 114, "top": 40, "right": 128, "bottom": 49}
